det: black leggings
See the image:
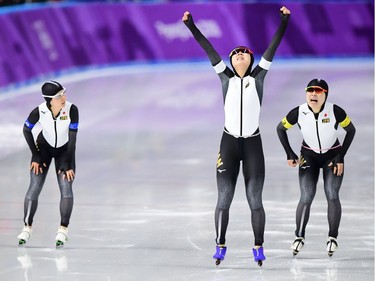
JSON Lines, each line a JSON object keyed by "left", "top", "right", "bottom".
{"left": 215, "top": 132, "right": 265, "bottom": 246}
{"left": 23, "top": 152, "right": 74, "bottom": 228}
{"left": 295, "top": 151, "right": 343, "bottom": 239}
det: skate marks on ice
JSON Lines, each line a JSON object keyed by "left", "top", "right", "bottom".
{"left": 0, "top": 59, "right": 373, "bottom": 281}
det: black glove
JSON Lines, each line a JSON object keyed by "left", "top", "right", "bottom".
{"left": 31, "top": 152, "right": 48, "bottom": 169}
{"left": 287, "top": 151, "right": 299, "bottom": 164}
{"left": 183, "top": 13, "right": 195, "bottom": 29}
{"left": 328, "top": 154, "right": 343, "bottom": 170}
{"left": 57, "top": 162, "right": 70, "bottom": 174}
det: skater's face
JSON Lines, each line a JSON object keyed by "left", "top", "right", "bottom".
{"left": 231, "top": 50, "right": 252, "bottom": 71}
{"left": 229, "top": 46, "right": 253, "bottom": 78}
{"left": 50, "top": 89, "right": 67, "bottom": 108}
{"left": 306, "top": 86, "right": 326, "bottom": 112}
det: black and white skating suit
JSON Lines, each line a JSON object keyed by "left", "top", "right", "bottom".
{"left": 22, "top": 101, "right": 79, "bottom": 228}
{"left": 185, "top": 12, "right": 289, "bottom": 246}
{"left": 277, "top": 102, "right": 355, "bottom": 239}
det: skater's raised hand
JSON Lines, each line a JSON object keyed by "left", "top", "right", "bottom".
{"left": 280, "top": 6, "right": 290, "bottom": 15}
{"left": 182, "top": 11, "right": 195, "bottom": 27}
{"left": 182, "top": 11, "right": 191, "bottom": 22}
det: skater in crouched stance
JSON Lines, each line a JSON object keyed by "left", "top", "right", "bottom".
{"left": 276, "top": 79, "right": 356, "bottom": 257}
{"left": 182, "top": 6, "right": 290, "bottom": 266}
{"left": 17, "top": 80, "right": 78, "bottom": 247}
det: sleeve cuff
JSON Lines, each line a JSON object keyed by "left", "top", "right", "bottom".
{"left": 213, "top": 60, "right": 226, "bottom": 73}
{"left": 259, "top": 57, "right": 272, "bottom": 70}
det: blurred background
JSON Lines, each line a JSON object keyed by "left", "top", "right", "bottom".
{"left": 0, "top": 0, "right": 373, "bottom": 90}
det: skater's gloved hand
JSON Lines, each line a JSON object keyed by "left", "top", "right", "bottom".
{"left": 328, "top": 154, "right": 344, "bottom": 176}
{"left": 182, "top": 11, "right": 195, "bottom": 27}
{"left": 287, "top": 152, "right": 299, "bottom": 167}
{"left": 30, "top": 153, "right": 47, "bottom": 174}
{"left": 280, "top": 6, "right": 291, "bottom": 16}
{"left": 30, "top": 161, "right": 47, "bottom": 175}
{"left": 59, "top": 169, "right": 75, "bottom": 182}
{"left": 58, "top": 163, "right": 75, "bottom": 182}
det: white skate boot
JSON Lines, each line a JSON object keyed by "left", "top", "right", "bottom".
{"left": 55, "top": 226, "right": 68, "bottom": 248}
{"left": 291, "top": 237, "right": 305, "bottom": 256}
{"left": 17, "top": 226, "right": 32, "bottom": 246}
{"left": 326, "top": 237, "right": 338, "bottom": 257}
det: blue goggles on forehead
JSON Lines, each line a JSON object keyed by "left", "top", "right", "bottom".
{"left": 229, "top": 47, "right": 253, "bottom": 57}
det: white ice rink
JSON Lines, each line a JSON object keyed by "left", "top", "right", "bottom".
{"left": 0, "top": 58, "right": 373, "bottom": 281}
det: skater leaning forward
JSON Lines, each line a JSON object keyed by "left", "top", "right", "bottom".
{"left": 17, "top": 80, "right": 79, "bottom": 248}
{"left": 276, "top": 79, "right": 356, "bottom": 257}
{"left": 182, "top": 6, "right": 290, "bottom": 266}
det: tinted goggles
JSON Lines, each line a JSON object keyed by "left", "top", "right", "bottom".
{"left": 229, "top": 47, "right": 253, "bottom": 57}
{"left": 305, "top": 86, "right": 327, "bottom": 94}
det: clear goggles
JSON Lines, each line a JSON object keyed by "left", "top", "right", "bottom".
{"left": 42, "top": 88, "right": 66, "bottom": 99}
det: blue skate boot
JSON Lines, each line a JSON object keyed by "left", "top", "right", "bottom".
{"left": 213, "top": 245, "right": 227, "bottom": 265}
{"left": 252, "top": 246, "right": 266, "bottom": 267}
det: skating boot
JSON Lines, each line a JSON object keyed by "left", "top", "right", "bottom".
{"left": 252, "top": 246, "right": 266, "bottom": 267}
{"left": 326, "top": 237, "right": 338, "bottom": 257}
{"left": 55, "top": 226, "right": 68, "bottom": 248}
{"left": 291, "top": 237, "right": 305, "bottom": 256}
{"left": 213, "top": 245, "right": 226, "bottom": 265}
{"left": 17, "top": 226, "right": 32, "bottom": 246}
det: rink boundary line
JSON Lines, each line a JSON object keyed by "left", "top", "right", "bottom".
{"left": 187, "top": 236, "right": 204, "bottom": 251}
{"left": 0, "top": 57, "right": 372, "bottom": 101}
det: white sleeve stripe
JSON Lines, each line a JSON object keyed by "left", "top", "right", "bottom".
{"left": 213, "top": 61, "right": 226, "bottom": 73}
{"left": 259, "top": 57, "right": 272, "bottom": 70}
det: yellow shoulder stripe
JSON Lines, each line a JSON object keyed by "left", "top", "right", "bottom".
{"left": 340, "top": 116, "right": 351, "bottom": 128}
{"left": 282, "top": 117, "right": 293, "bottom": 129}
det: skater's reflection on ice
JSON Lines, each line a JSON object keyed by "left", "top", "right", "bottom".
{"left": 55, "top": 251, "right": 68, "bottom": 272}
{"left": 325, "top": 261, "right": 338, "bottom": 281}
{"left": 290, "top": 259, "right": 338, "bottom": 281}
{"left": 17, "top": 248, "right": 32, "bottom": 281}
